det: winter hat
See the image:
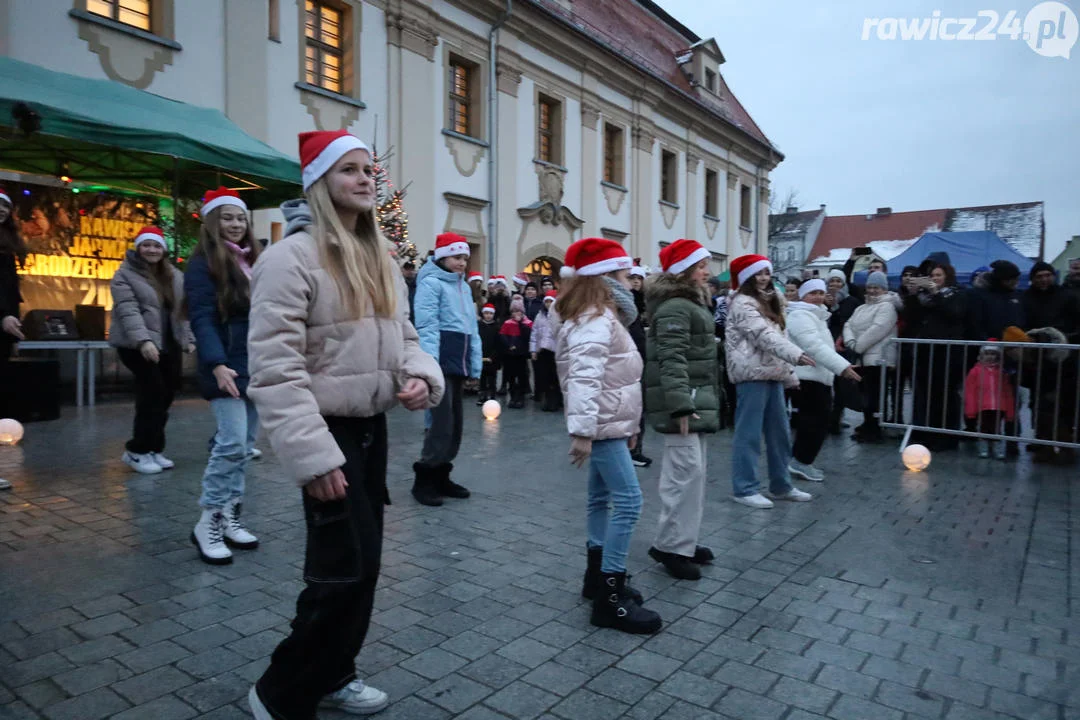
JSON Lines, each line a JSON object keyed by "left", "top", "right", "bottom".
{"left": 730, "top": 254, "right": 772, "bottom": 290}
{"left": 468, "top": 271, "right": 484, "bottom": 284}
{"left": 826, "top": 268, "right": 847, "bottom": 283}
{"left": 299, "top": 129, "right": 371, "bottom": 191}
{"left": 866, "top": 271, "right": 888, "bottom": 290}
{"left": 434, "top": 232, "right": 470, "bottom": 260}
{"left": 489, "top": 275, "right": 507, "bottom": 287}
{"left": 797, "top": 278, "right": 826, "bottom": 299}
{"left": 525, "top": 281, "right": 538, "bottom": 291}
{"left": 543, "top": 290, "right": 557, "bottom": 303}
{"left": 659, "top": 239, "right": 710, "bottom": 274}
{"left": 0, "top": 188, "right": 10, "bottom": 206}
{"left": 510, "top": 298, "right": 525, "bottom": 314}
{"left": 926, "top": 251, "right": 951, "bottom": 266}
{"left": 1029, "top": 261, "right": 1055, "bottom": 280}
{"left": 481, "top": 304, "right": 495, "bottom": 315}
{"left": 560, "top": 237, "right": 632, "bottom": 277}
{"left": 513, "top": 272, "right": 529, "bottom": 287}
{"left": 1002, "top": 326, "right": 1030, "bottom": 344}
{"left": 990, "top": 260, "right": 1020, "bottom": 283}
{"left": 201, "top": 186, "right": 248, "bottom": 216}
{"left": 981, "top": 340, "right": 1003, "bottom": 357}
{"left": 134, "top": 226, "right": 167, "bottom": 250}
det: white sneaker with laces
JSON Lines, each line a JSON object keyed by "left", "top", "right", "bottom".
{"left": 122, "top": 451, "right": 162, "bottom": 474}
{"left": 0, "top": 478, "right": 11, "bottom": 491}
{"left": 223, "top": 497, "right": 259, "bottom": 549}
{"left": 151, "top": 452, "right": 175, "bottom": 469}
{"left": 191, "top": 509, "right": 232, "bottom": 564}
{"left": 319, "top": 679, "right": 390, "bottom": 715}
{"left": 732, "top": 493, "right": 774, "bottom": 509}
{"left": 769, "top": 487, "right": 813, "bottom": 502}
{"left": 788, "top": 461, "right": 825, "bottom": 482}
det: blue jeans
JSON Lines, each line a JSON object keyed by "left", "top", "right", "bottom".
{"left": 732, "top": 381, "right": 794, "bottom": 497}
{"left": 586, "top": 438, "right": 643, "bottom": 574}
{"left": 199, "top": 397, "right": 258, "bottom": 509}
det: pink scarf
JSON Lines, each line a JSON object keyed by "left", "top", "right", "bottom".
{"left": 225, "top": 241, "right": 252, "bottom": 279}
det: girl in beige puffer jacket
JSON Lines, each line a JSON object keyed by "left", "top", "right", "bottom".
{"left": 246, "top": 131, "right": 443, "bottom": 720}
{"left": 555, "top": 237, "right": 661, "bottom": 637}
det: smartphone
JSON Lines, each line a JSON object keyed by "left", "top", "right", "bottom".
{"left": 853, "top": 247, "right": 873, "bottom": 256}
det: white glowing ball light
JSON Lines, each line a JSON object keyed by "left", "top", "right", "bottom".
{"left": 0, "top": 418, "right": 24, "bottom": 445}
{"left": 902, "top": 443, "right": 931, "bottom": 472}
{"left": 482, "top": 400, "right": 502, "bottom": 421}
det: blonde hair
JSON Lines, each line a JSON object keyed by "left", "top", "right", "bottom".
{"left": 191, "top": 206, "right": 261, "bottom": 319}
{"left": 306, "top": 178, "right": 397, "bottom": 319}
{"left": 556, "top": 275, "right": 614, "bottom": 324}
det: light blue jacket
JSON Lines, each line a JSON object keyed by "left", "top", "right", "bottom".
{"left": 414, "top": 259, "right": 482, "bottom": 378}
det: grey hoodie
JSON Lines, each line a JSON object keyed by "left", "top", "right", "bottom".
{"left": 280, "top": 198, "right": 312, "bottom": 237}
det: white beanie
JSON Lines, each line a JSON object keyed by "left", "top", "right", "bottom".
{"left": 827, "top": 269, "right": 847, "bottom": 283}
{"left": 798, "top": 278, "right": 827, "bottom": 299}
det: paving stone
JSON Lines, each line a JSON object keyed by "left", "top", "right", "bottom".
{"left": 790, "top": 617, "right": 848, "bottom": 644}
{"left": 803, "top": 639, "right": 868, "bottom": 671}
{"left": 415, "top": 672, "right": 494, "bottom": 714}
{"left": 398, "top": 646, "right": 468, "bottom": 680}
{"left": 549, "top": 687, "right": 630, "bottom": 720}
{"left": 41, "top": 686, "right": 130, "bottom": 720}
{"left": 52, "top": 633, "right": 132, "bottom": 665}
{"left": 586, "top": 667, "right": 656, "bottom": 705}
{"left": 173, "top": 673, "right": 249, "bottom": 713}
{"left": 51, "top": 659, "right": 131, "bottom": 696}
{"left": 13, "top": 679, "right": 67, "bottom": 711}
{"left": 109, "top": 694, "right": 197, "bottom": 720}
{"left": 768, "top": 675, "right": 836, "bottom": 714}
{"left": 438, "top": 629, "right": 504, "bottom": 661}
{"left": 827, "top": 694, "right": 904, "bottom": 720}
{"left": 483, "top": 680, "right": 560, "bottom": 719}
{"left": 497, "top": 636, "right": 562, "bottom": 669}
{"left": 900, "top": 644, "right": 962, "bottom": 675}
{"left": 112, "top": 665, "right": 195, "bottom": 705}
{"left": 754, "top": 649, "right": 820, "bottom": 681}
{"left": 17, "top": 609, "right": 84, "bottom": 635}
{"left": 6, "top": 652, "right": 77, "bottom": 687}
{"left": 69, "top": 612, "right": 138, "bottom": 640}
{"left": 712, "top": 686, "right": 787, "bottom": 719}
{"left": 656, "top": 670, "right": 727, "bottom": 708}
{"left": 862, "top": 655, "right": 925, "bottom": 687}
{"left": 996, "top": 646, "right": 1059, "bottom": 678}
{"left": 553, "top": 643, "right": 619, "bottom": 674}
{"left": 114, "top": 639, "right": 190, "bottom": 673}
{"left": 957, "top": 657, "right": 1023, "bottom": 693}
{"left": 922, "top": 669, "right": 989, "bottom": 707}
{"left": 615, "top": 649, "right": 683, "bottom": 682}
{"left": 814, "top": 663, "right": 879, "bottom": 699}
{"left": 523, "top": 660, "right": 591, "bottom": 696}
{"left": 844, "top": 629, "right": 902, "bottom": 658}
{"left": 876, "top": 679, "right": 946, "bottom": 718}
{"left": 461, "top": 653, "right": 531, "bottom": 689}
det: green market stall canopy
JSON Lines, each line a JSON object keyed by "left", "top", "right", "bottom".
{"left": 0, "top": 56, "right": 300, "bottom": 207}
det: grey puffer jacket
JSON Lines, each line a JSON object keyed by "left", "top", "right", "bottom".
{"left": 725, "top": 292, "right": 803, "bottom": 386}
{"left": 109, "top": 250, "right": 192, "bottom": 350}
{"left": 554, "top": 306, "right": 642, "bottom": 440}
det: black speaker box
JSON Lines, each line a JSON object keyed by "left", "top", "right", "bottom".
{"left": 21, "top": 310, "right": 79, "bottom": 341}
{"left": 0, "top": 358, "right": 61, "bottom": 422}
{"left": 75, "top": 305, "right": 106, "bottom": 341}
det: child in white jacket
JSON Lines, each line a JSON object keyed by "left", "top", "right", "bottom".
{"left": 786, "top": 279, "right": 861, "bottom": 482}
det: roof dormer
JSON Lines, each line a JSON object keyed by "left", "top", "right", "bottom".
{"left": 679, "top": 38, "right": 725, "bottom": 96}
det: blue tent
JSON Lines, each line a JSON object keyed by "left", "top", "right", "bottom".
{"left": 854, "top": 231, "right": 1035, "bottom": 289}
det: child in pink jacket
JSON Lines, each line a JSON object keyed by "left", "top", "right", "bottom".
{"left": 964, "top": 343, "right": 1016, "bottom": 460}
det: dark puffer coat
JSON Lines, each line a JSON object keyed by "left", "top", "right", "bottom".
{"left": 643, "top": 273, "right": 720, "bottom": 434}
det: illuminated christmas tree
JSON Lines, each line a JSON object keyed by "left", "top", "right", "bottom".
{"left": 372, "top": 147, "right": 415, "bottom": 261}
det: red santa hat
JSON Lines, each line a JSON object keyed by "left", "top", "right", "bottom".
{"left": 730, "top": 253, "right": 772, "bottom": 290}
{"left": 134, "top": 226, "right": 167, "bottom": 250}
{"left": 629, "top": 258, "right": 647, "bottom": 278}
{"left": 488, "top": 275, "right": 508, "bottom": 286}
{"left": 481, "top": 303, "right": 496, "bottom": 314}
{"left": 659, "top": 239, "right": 711, "bottom": 275}
{"left": 512, "top": 272, "right": 529, "bottom": 287}
{"left": 560, "top": 237, "right": 632, "bottom": 278}
{"left": 0, "top": 188, "right": 11, "bottom": 206}
{"left": 298, "top": 129, "right": 371, "bottom": 191}
{"left": 543, "top": 290, "right": 558, "bottom": 303}
{"left": 434, "top": 232, "right": 470, "bottom": 260}
{"left": 467, "top": 271, "right": 484, "bottom": 284}
{"left": 201, "top": 186, "right": 248, "bottom": 217}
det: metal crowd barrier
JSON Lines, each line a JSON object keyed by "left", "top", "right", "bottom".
{"left": 878, "top": 337, "right": 1080, "bottom": 449}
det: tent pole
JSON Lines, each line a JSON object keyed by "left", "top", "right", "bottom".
{"left": 172, "top": 156, "right": 181, "bottom": 263}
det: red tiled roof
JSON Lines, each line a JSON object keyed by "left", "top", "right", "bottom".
{"left": 529, "top": 0, "right": 775, "bottom": 150}
{"left": 807, "top": 209, "right": 948, "bottom": 262}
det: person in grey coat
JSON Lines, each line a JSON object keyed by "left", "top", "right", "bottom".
{"left": 110, "top": 226, "right": 193, "bottom": 474}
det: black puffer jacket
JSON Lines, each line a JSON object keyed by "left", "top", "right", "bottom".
{"left": 905, "top": 285, "right": 968, "bottom": 340}
{"left": 967, "top": 273, "right": 1025, "bottom": 340}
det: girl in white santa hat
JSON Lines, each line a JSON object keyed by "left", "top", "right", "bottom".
{"left": 245, "top": 129, "right": 444, "bottom": 719}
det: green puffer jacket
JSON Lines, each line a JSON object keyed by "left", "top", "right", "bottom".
{"left": 644, "top": 273, "right": 720, "bottom": 434}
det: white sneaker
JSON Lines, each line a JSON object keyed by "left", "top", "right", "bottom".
{"left": 191, "top": 509, "right": 233, "bottom": 565}
{"left": 733, "top": 493, "right": 774, "bottom": 509}
{"left": 976, "top": 440, "right": 989, "bottom": 459}
{"left": 248, "top": 686, "right": 273, "bottom": 720}
{"left": 788, "top": 461, "right": 825, "bottom": 482}
{"left": 993, "top": 441, "right": 1007, "bottom": 461}
{"left": 769, "top": 487, "right": 813, "bottom": 502}
{"left": 223, "top": 497, "right": 259, "bottom": 549}
{"left": 248, "top": 448, "right": 262, "bottom": 460}
{"left": 319, "top": 679, "right": 390, "bottom": 715}
{"left": 122, "top": 451, "right": 162, "bottom": 474}
{"left": 151, "top": 452, "right": 175, "bottom": 470}
{"left": 0, "top": 478, "right": 11, "bottom": 491}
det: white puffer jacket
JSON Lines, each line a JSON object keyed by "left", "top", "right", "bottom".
{"left": 843, "top": 295, "right": 898, "bottom": 367}
{"left": 786, "top": 301, "right": 852, "bottom": 387}
{"left": 725, "top": 293, "right": 803, "bottom": 386}
{"left": 555, "top": 307, "right": 642, "bottom": 440}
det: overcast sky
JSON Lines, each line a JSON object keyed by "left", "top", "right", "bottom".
{"left": 661, "top": 0, "right": 1080, "bottom": 260}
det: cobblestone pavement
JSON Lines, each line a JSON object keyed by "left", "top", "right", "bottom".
{"left": 0, "top": 397, "right": 1077, "bottom": 720}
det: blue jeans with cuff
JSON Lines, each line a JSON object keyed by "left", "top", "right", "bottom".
{"left": 199, "top": 396, "right": 258, "bottom": 509}
{"left": 731, "top": 381, "right": 794, "bottom": 498}
{"left": 586, "top": 438, "right": 644, "bottom": 574}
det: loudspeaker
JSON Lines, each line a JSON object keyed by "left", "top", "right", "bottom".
{"left": 75, "top": 305, "right": 106, "bottom": 341}
{"left": 21, "top": 310, "right": 78, "bottom": 341}
{"left": 0, "top": 358, "right": 61, "bottom": 422}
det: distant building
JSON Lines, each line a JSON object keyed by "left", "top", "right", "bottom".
{"left": 1050, "top": 236, "right": 1080, "bottom": 274}
{"left": 805, "top": 202, "right": 1044, "bottom": 268}
{"left": 768, "top": 204, "right": 825, "bottom": 280}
